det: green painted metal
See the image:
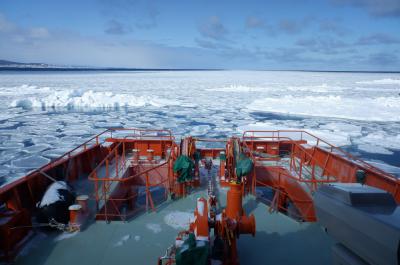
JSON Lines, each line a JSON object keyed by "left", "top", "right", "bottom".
{"left": 173, "top": 155, "right": 194, "bottom": 183}
{"left": 175, "top": 233, "right": 209, "bottom": 265}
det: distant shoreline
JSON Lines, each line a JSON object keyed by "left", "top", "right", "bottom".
{"left": 0, "top": 67, "right": 399, "bottom": 74}
{"left": 0, "top": 67, "right": 220, "bottom": 72}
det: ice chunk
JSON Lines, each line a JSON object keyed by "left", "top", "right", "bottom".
{"left": 14, "top": 99, "right": 33, "bottom": 110}
{"left": 237, "top": 121, "right": 296, "bottom": 132}
{"left": 247, "top": 96, "right": 400, "bottom": 121}
{"left": 94, "top": 121, "right": 123, "bottom": 128}
{"left": 367, "top": 161, "right": 400, "bottom": 178}
{"left": 306, "top": 129, "right": 351, "bottom": 147}
{"left": 190, "top": 125, "right": 211, "bottom": 136}
{"left": 42, "top": 148, "right": 70, "bottom": 159}
{"left": 25, "top": 144, "right": 51, "bottom": 153}
{"left": 1, "top": 70, "right": 400, "bottom": 185}
{"left": 356, "top": 78, "right": 400, "bottom": 85}
{"left": 318, "top": 122, "right": 361, "bottom": 137}
{"left": 357, "top": 144, "right": 393, "bottom": 155}
{"left": 354, "top": 132, "right": 400, "bottom": 153}
{"left": 11, "top": 155, "right": 50, "bottom": 169}
{"left": 0, "top": 121, "right": 19, "bottom": 129}
{"left": 0, "top": 141, "right": 24, "bottom": 149}
{"left": 206, "top": 85, "right": 265, "bottom": 92}
{"left": 10, "top": 89, "right": 180, "bottom": 109}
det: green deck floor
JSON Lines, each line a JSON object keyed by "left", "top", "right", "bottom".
{"left": 15, "top": 168, "right": 334, "bottom": 265}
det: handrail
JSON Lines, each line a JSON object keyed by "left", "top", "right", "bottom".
{"left": 1, "top": 127, "right": 174, "bottom": 193}
{"left": 108, "top": 127, "right": 174, "bottom": 140}
{"left": 0, "top": 129, "right": 113, "bottom": 193}
{"left": 242, "top": 136, "right": 339, "bottom": 183}
{"left": 85, "top": 127, "right": 174, "bottom": 178}
{"left": 87, "top": 141, "right": 124, "bottom": 181}
{"left": 89, "top": 159, "right": 170, "bottom": 183}
{"left": 242, "top": 130, "right": 398, "bottom": 181}
{"left": 88, "top": 136, "right": 179, "bottom": 219}
{"left": 88, "top": 133, "right": 179, "bottom": 184}
{"left": 193, "top": 138, "right": 227, "bottom": 142}
{"left": 35, "top": 129, "right": 111, "bottom": 170}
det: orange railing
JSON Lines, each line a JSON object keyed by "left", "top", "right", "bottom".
{"left": 242, "top": 130, "right": 400, "bottom": 204}
{"left": 87, "top": 129, "right": 178, "bottom": 221}
{"left": 242, "top": 136, "right": 338, "bottom": 188}
{"left": 0, "top": 129, "right": 115, "bottom": 193}
{"left": 108, "top": 127, "right": 174, "bottom": 140}
{"left": 242, "top": 130, "right": 397, "bottom": 181}
{"left": 255, "top": 178, "right": 315, "bottom": 221}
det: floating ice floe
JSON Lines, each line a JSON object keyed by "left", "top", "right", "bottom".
{"left": 206, "top": 85, "right": 266, "bottom": 92}
{"left": 191, "top": 125, "right": 212, "bottom": 136}
{"left": 353, "top": 132, "right": 400, "bottom": 155}
{"left": 357, "top": 144, "right": 394, "bottom": 155}
{"left": 367, "top": 161, "right": 400, "bottom": 178}
{"left": 25, "top": 144, "right": 52, "bottom": 154}
{"left": 10, "top": 89, "right": 180, "bottom": 110}
{"left": 306, "top": 129, "right": 352, "bottom": 147}
{"left": 237, "top": 121, "right": 358, "bottom": 147}
{"left": 42, "top": 148, "right": 71, "bottom": 159}
{"left": 11, "top": 155, "right": 50, "bottom": 169}
{"left": 247, "top": 96, "right": 400, "bottom": 121}
{"left": 356, "top": 78, "right": 400, "bottom": 85}
{"left": 0, "top": 141, "right": 24, "bottom": 149}
{"left": 0, "top": 84, "right": 50, "bottom": 96}
{"left": 1, "top": 70, "right": 400, "bottom": 182}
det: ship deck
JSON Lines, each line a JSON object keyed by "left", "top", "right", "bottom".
{"left": 14, "top": 169, "right": 334, "bottom": 265}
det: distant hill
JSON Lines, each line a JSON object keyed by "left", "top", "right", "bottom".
{"left": 0, "top": 59, "right": 217, "bottom": 71}
{"left": 0, "top": 60, "right": 23, "bottom": 65}
{"left": 0, "top": 59, "right": 51, "bottom": 68}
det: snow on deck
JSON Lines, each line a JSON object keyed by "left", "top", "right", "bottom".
{"left": 15, "top": 175, "right": 334, "bottom": 265}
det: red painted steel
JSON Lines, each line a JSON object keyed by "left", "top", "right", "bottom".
{"left": 1, "top": 128, "right": 399, "bottom": 261}
{"left": 242, "top": 130, "right": 400, "bottom": 221}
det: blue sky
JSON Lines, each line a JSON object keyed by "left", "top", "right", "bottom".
{"left": 0, "top": 0, "right": 399, "bottom": 70}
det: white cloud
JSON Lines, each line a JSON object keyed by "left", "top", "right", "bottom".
{"left": 199, "top": 16, "right": 228, "bottom": 40}
{"left": 0, "top": 13, "right": 225, "bottom": 68}
{"left": 29, "top": 27, "right": 50, "bottom": 39}
{"left": 0, "top": 13, "right": 16, "bottom": 33}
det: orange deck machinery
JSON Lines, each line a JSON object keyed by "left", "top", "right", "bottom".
{"left": 158, "top": 147, "right": 255, "bottom": 265}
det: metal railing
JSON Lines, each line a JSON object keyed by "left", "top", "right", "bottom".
{"left": 87, "top": 130, "right": 178, "bottom": 221}
{"left": 0, "top": 129, "right": 115, "bottom": 193}
{"left": 243, "top": 135, "right": 338, "bottom": 187}
{"left": 242, "top": 130, "right": 398, "bottom": 181}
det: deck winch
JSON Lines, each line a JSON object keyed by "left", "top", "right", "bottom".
{"left": 160, "top": 137, "right": 256, "bottom": 265}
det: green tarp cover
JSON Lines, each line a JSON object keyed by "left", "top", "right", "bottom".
{"left": 235, "top": 153, "right": 253, "bottom": 180}
{"left": 175, "top": 233, "right": 209, "bottom": 265}
{"left": 173, "top": 155, "right": 194, "bottom": 183}
{"left": 193, "top": 151, "right": 201, "bottom": 162}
